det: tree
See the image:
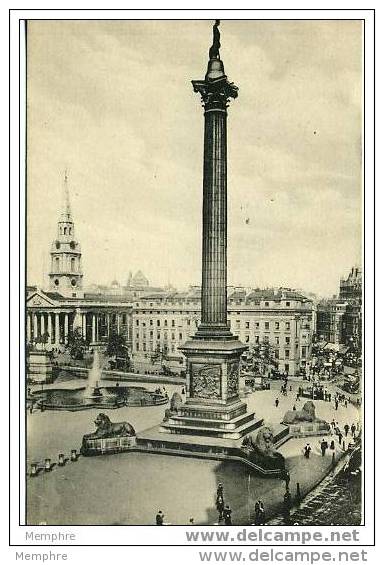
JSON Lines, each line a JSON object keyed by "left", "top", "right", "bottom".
{"left": 66, "top": 327, "right": 87, "bottom": 360}
{"left": 106, "top": 333, "right": 130, "bottom": 370}
{"left": 242, "top": 342, "right": 279, "bottom": 375}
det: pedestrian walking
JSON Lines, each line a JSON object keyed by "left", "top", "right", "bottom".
{"left": 156, "top": 510, "right": 164, "bottom": 525}
{"left": 275, "top": 398, "right": 279, "bottom": 408}
{"left": 258, "top": 501, "right": 265, "bottom": 525}
{"left": 283, "top": 489, "right": 292, "bottom": 524}
{"left": 284, "top": 469, "right": 290, "bottom": 490}
{"left": 320, "top": 438, "right": 328, "bottom": 457}
{"left": 331, "top": 419, "right": 336, "bottom": 429}
{"left": 351, "top": 423, "right": 356, "bottom": 438}
{"left": 344, "top": 424, "right": 350, "bottom": 436}
{"left": 217, "top": 483, "right": 224, "bottom": 499}
{"left": 216, "top": 495, "right": 225, "bottom": 522}
{"left": 335, "top": 400, "right": 339, "bottom": 411}
{"left": 223, "top": 505, "right": 232, "bottom": 525}
{"left": 303, "top": 444, "right": 311, "bottom": 459}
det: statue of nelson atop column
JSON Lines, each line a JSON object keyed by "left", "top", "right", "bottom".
{"left": 209, "top": 20, "right": 221, "bottom": 60}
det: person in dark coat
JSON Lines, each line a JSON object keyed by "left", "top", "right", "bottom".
{"left": 283, "top": 490, "right": 292, "bottom": 524}
{"left": 156, "top": 510, "right": 164, "bottom": 525}
{"left": 304, "top": 444, "right": 311, "bottom": 459}
{"left": 320, "top": 438, "right": 328, "bottom": 456}
{"left": 217, "top": 483, "right": 224, "bottom": 499}
{"left": 275, "top": 398, "right": 279, "bottom": 408}
{"left": 223, "top": 505, "right": 232, "bottom": 525}
{"left": 351, "top": 423, "right": 356, "bottom": 437}
{"left": 344, "top": 424, "right": 350, "bottom": 436}
{"left": 283, "top": 469, "right": 291, "bottom": 490}
{"left": 216, "top": 495, "right": 225, "bottom": 521}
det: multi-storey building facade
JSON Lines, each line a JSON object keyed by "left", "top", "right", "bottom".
{"left": 132, "top": 287, "right": 314, "bottom": 376}
{"left": 316, "top": 266, "right": 362, "bottom": 350}
{"left": 316, "top": 299, "right": 348, "bottom": 345}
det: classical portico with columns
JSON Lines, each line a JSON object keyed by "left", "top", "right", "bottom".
{"left": 26, "top": 290, "right": 132, "bottom": 348}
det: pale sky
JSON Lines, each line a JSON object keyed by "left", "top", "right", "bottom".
{"left": 27, "top": 20, "right": 362, "bottom": 297}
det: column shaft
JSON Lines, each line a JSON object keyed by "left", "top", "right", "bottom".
{"left": 47, "top": 313, "right": 52, "bottom": 344}
{"left": 55, "top": 313, "right": 60, "bottom": 345}
{"left": 201, "top": 109, "right": 228, "bottom": 329}
{"left": 92, "top": 314, "right": 96, "bottom": 343}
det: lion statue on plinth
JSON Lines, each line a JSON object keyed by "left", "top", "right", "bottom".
{"left": 163, "top": 392, "right": 183, "bottom": 422}
{"left": 283, "top": 400, "right": 318, "bottom": 425}
{"left": 85, "top": 413, "right": 136, "bottom": 439}
{"left": 241, "top": 425, "right": 285, "bottom": 471}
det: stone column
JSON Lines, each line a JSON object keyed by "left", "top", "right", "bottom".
{"left": 26, "top": 313, "right": 31, "bottom": 343}
{"left": 192, "top": 55, "right": 238, "bottom": 339}
{"left": 82, "top": 314, "right": 86, "bottom": 339}
{"left": 92, "top": 314, "right": 96, "bottom": 343}
{"left": 40, "top": 313, "right": 45, "bottom": 336}
{"left": 107, "top": 313, "right": 110, "bottom": 337}
{"left": 33, "top": 313, "right": 38, "bottom": 340}
{"left": 55, "top": 313, "right": 60, "bottom": 345}
{"left": 64, "top": 313, "right": 69, "bottom": 343}
{"left": 117, "top": 313, "right": 120, "bottom": 335}
{"left": 47, "top": 313, "right": 52, "bottom": 344}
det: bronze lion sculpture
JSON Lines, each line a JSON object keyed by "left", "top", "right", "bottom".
{"left": 242, "top": 425, "right": 285, "bottom": 470}
{"left": 283, "top": 400, "right": 318, "bottom": 425}
{"left": 163, "top": 391, "right": 183, "bottom": 422}
{"left": 84, "top": 413, "right": 136, "bottom": 439}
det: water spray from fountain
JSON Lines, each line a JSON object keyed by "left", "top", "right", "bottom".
{"left": 85, "top": 348, "right": 102, "bottom": 398}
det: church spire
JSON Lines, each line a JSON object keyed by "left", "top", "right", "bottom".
{"left": 61, "top": 168, "right": 72, "bottom": 221}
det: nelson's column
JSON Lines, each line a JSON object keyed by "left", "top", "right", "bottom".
{"left": 159, "top": 21, "right": 262, "bottom": 440}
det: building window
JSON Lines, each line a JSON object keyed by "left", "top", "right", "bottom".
{"left": 286, "top": 301, "right": 291, "bottom": 307}
{"left": 265, "top": 301, "right": 269, "bottom": 307}
{"left": 172, "top": 320, "right": 175, "bottom": 327}
{"left": 136, "top": 320, "right": 139, "bottom": 326}
{"left": 245, "top": 321, "right": 250, "bottom": 329}
{"left": 285, "top": 336, "right": 290, "bottom": 344}
{"left": 171, "top": 333, "right": 175, "bottom": 340}
{"left": 275, "top": 337, "right": 280, "bottom": 345}
{"left": 302, "top": 347, "right": 307, "bottom": 357}
{"left": 157, "top": 333, "right": 160, "bottom": 340}
{"left": 164, "top": 320, "right": 168, "bottom": 327}
{"left": 255, "top": 335, "right": 259, "bottom": 343}
{"left": 71, "top": 257, "right": 75, "bottom": 271}
{"left": 149, "top": 319, "right": 153, "bottom": 326}
{"left": 236, "top": 320, "right": 240, "bottom": 329}
{"left": 245, "top": 335, "right": 250, "bottom": 342}
{"left": 157, "top": 320, "right": 160, "bottom": 327}
{"left": 275, "top": 321, "right": 279, "bottom": 330}
{"left": 285, "top": 322, "right": 290, "bottom": 331}
{"left": 265, "top": 322, "right": 269, "bottom": 330}
{"left": 179, "top": 333, "right": 183, "bottom": 340}
{"left": 255, "top": 322, "right": 260, "bottom": 329}
{"left": 285, "top": 350, "right": 290, "bottom": 359}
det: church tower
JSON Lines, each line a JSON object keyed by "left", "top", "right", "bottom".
{"left": 48, "top": 171, "right": 83, "bottom": 298}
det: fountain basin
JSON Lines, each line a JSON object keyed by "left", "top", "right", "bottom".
{"left": 32, "top": 385, "right": 168, "bottom": 411}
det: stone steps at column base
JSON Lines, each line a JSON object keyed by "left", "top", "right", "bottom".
{"left": 159, "top": 415, "right": 264, "bottom": 440}
{"left": 135, "top": 425, "right": 286, "bottom": 477}
{"left": 164, "top": 410, "right": 257, "bottom": 431}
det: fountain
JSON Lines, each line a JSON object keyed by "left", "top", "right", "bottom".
{"left": 30, "top": 349, "right": 170, "bottom": 411}
{"left": 84, "top": 348, "right": 103, "bottom": 399}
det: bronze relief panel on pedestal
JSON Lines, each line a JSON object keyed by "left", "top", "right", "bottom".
{"left": 191, "top": 363, "right": 222, "bottom": 399}
{"left": 227, "top": 361, "right": 240, "bottom": 399}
